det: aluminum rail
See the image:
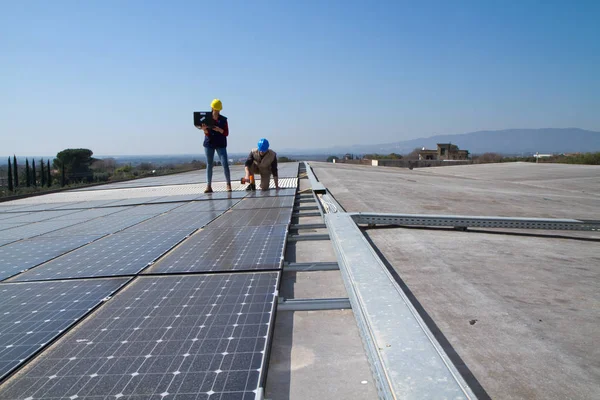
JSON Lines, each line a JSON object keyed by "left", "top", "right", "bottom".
{"left": 352, "top": 213, "right": 600, "bottom": 231}
{"left": 326, "top": 212, "right": 476, "bottom": 400}
{"left": 302, "top": 161, "right": 327, "bottom": 194}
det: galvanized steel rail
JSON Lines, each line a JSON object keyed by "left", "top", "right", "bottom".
{"left": 326, "top": 212, "right": 476, "bottom": 400}
{"left": 353, "top": 213, "right": 600, "bottom": 231}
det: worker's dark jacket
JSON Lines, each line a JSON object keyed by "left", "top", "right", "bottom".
{"left": 203, "top": 115, "right": 229, "bottom": 149}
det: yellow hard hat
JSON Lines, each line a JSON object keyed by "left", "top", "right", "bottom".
{"left": 211, "top": 99, "right": 223, "bottom": 111}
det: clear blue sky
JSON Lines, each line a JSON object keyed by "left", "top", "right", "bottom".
{"left": 1, "top": 0, "right": 599, "bottom": 156}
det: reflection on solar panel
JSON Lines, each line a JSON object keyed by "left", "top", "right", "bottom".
{"left": 147, "top": 225, "right": 287, "bottom": 274}
{"left": 232, "top": 197, "right": 295, "bottom": 210}
{"left": 0, "top": 213, "right": 31, "bottom": 221}
{"left": 124, "top": 211, "right": 222, "bottom": 233}
{"left": 0, "top": 273, "right": 279, "bottom": 399}
{"left": 171, "top": 200, "right": 239, "bottom": 213}
{"left": 123, "top": 203, "right": 184, "bottom": 215}
{"left": 0, "top": 220, "right": 85, "bottom": 241}
{"left": 145, "top": 194, "right": 204, "bottom": 204}
{"left": 0, "top": 278, "right": 128, "bottom": 381}
{"left": 2, "top": 210, "right": 83, "bottom": 224}
{"left": 0, "top": 235, "right": 104, "bottom": 281}
{"left": 4, "top": 202, "right": 85, "bottom": 212}
{"left": 207, "top": 208, "right": 292, "bottom": 229}
{"left": 245, "top": 188, "right": 297, "bottom": 197}
{"left": 50, "top": 207, "right": 132, "bottom": 221}
{"left": 105, "top": 197, "right": 167, "bottom": 207}
{"left": 12, "top": 230, "right": 194, "bottom": 281}
{"left": 200, "top": 191, "right": 248, "bottom": 201}
{"left": 42, "top": 213, "right": 157, "bottom": 236}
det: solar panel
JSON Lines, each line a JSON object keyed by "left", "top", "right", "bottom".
{"left": 199, "top": 191, "right": 248, "bottom": 201}
{"left": 0, "top": 210, "right": 84, "bottom": 224}
{"left": 0, "top": 219, "right": 85, "bottom": 241}
{"left": 171, "top": 199, "right": 240, "bottom": 213}
{"left": 144, "top": 194, "right": 202, "bottom": 204}
{"left": 232, "top": 197, "right": 295, "bottom": 210}
{"left": 50, "top": 207, "right": 134, "bottom": 221}
{"left": 123, "top": 211, "right": 222, "bottom": 233}
{"left": 5, "top": 202, "right": 85, "bottom": 212}
{"left": 0, "top": 273, "right": 279, "bottom": 399}
{"left": 42, "top": 213, "right": 157, "bottom": 237}
{"left": 0, "top": 240, "right": 17, "bottom": 248}
{"left": 0, "top": 235, "right": 104, "bottom": 281}
{"left": 105, "top": 197, "right": 169, "bottom": 207}
{"left": 0, "top": 222, "right": 30, "bottom": 231}
{"left": 206, "top": 208, "right": 292, "bottom": 229}
{"left": 51, "top": 200, "right": 125, "bottom": 209}
{"left": 146, "top": 225, "right": 288, "bottom": 274}
{"left": 0, "top": 277, "right": 129, "bottom": 382}
{"left": 0, "top": 213, "right": 32, "bottom": 222}
{"left": 244, "top": 188, "right": 297, "bottom": 197}
{"left": 12, "top": 230, "right": 195, "bottom": 281}
{"left": 123, "top": 203, "right": 185, "bottom": 215}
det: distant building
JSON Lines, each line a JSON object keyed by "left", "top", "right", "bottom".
{"left": 419, "top": 144, "right": 469, "bottom": 161}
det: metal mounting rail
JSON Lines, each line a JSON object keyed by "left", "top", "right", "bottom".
{"left": 302, "top": 161, "right": 326, "bottom": 194}
{"left": 352, "top": 213, "right": 600, "bottom": 231}
{"left": 277, "top": 297, "right": 351, "bottom": 311}
{"left": 326, "top": 212, "right": 476, "bottom": 399}
{"left": 283, "top": 262, "right": 339, "bottom": 271}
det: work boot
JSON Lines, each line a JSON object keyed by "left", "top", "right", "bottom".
{"left": 204, "top": 186, "right": 213, "bottom": 193}
{"left": 226, "top": 183, "right": 232, "bottom": 192}
{"left": 245, "top": 183, "right": 256, "bottom": 191}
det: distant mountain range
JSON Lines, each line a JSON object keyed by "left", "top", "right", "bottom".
{"left": 281, "top": 128, "right": 600, "bottom": 155}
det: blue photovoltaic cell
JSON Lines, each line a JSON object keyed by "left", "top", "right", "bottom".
{"left": 124, "top": 211, "right": 222, "bottom": 233}
{"left": 0, "top": 273, "right": 279, "bottom": 400}
{"left": 205, "top": 208, "right": 292, "bottom": 229}
{"left": 0, "top": 278, "right": 129, "bottom": 381}
{"left": 232, "top": 197, "right": 295, "bottom": 210}
{"left": 11, "top": 230, "right": 194, "bottom": 281}
{"left": 146, "top": 225, "right": 287, "bottom": 274}
{"left": 0, "top": 235, "right": 104, "bottom": 281}
{"left": 0, "top": 220, "right": 85, "bottom": 241}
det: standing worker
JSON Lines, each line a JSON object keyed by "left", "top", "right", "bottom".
{"left": 201, "top": 99, "right": 232, "bottom": 193}
{"left": 244, "top": 138, "right": 280, "bottom": 191}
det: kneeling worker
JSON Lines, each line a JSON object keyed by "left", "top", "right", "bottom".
{"left": 244, "top": 138, "right": 280, "bottom": 191}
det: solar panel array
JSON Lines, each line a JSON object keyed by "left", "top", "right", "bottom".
{"left": 0, "top": 278, "right": 128, "bottom": 381}
{"left": 147, "top": 225, "right": 287, "bottom": 274}
{"left": 0, "top": 235, "right": 104, "bottom": 281}
{"left": 12, "top": 230, "right": 194, "bottom": 282}
{"left": 0, "top": 167, "right": 297, "bottom": 396}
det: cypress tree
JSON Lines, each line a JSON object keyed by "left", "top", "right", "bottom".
{"left": 32, "top": 159, "right": 37, "bottom": 187}
{"left": 7, "top": 157, "right": 13, "bottom": 191}
{"left": 25, "top": 159, "right": 31, "bottom": 187}
{"left": 47, "top": 160, "right": 51, "bottom": 187}
{"left": 40, "top": 159, "right": 46, "bottom": 187}
{"left": 13, "top": 155, "right": 18, "bottom": 187}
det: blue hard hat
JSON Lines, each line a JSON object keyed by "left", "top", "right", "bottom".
{"left": 257, "top": 138, "right": 270, "bottom": 152}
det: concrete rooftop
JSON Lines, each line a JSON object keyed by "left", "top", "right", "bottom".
{"left": 310, "top": 161, "right": 600, "bottom": 400}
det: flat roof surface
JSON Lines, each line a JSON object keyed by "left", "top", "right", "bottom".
{"left": 312, "top": 161, "right": 600, "bottom": 399}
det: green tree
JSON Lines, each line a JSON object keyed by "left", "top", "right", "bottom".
{"left": 7, "top": 157, "right": 13, "bottom": 191}
{"left": 40, "top": 159, "right": 46, "bottom": 187}
{"left": 25, "top": 159, "right": 31, "bottom": 187}
{"left": 327, "top": 155, "right": 339, "bottom": 162}
{"left": 32, "top": 159, "right": 37, "bottom": 187}
{"left": 13, "top": 155, "right": 18, "bottom": 187}
{"left": 47, "top": 160, "right": 51, "bottom": 187}
{"left": 54, "top": 148, "right": 95, "bottom": 183}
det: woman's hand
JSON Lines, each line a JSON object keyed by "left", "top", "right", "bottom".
{"left": 213, "top": 126, "right": 224, "bottom": 134}
{"left": 201, "top": 124, "right": 210, "bottom": 136}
